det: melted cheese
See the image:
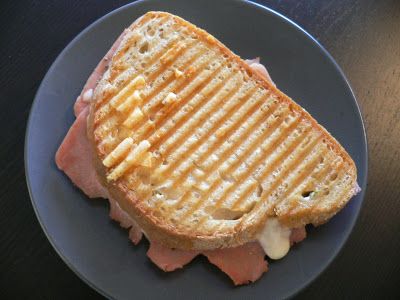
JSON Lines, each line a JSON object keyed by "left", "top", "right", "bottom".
{"left": 117, "top": 90, "right": 142, "bottom": 113}
{"left": 102, "top": 137, "right": 134, "bottom": 167}
{"left": 82, "top": 89, "right": 93, "bottom": 102}
{"left": 123, "top": 107, "right": 144, "bottom": 128}
{"left": 107, "top": 140, "right": 151, "bottom": 181}
{"left": 257, "top": 218, "right": 290, "bottom": 259}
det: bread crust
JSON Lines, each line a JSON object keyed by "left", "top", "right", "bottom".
{"left": 88, "top": 11, "right": 358, "bottom": 250}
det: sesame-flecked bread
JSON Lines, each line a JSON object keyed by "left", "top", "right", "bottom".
{"left": 87, "top": 11, "right": 358, "bottom": 250}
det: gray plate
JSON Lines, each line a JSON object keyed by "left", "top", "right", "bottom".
{"left": 25, "top": 0, "right": 368, "bottom": 299}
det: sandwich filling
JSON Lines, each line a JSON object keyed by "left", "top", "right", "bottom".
{"left": 55, "top": 29, "right": 305, "bottom": 283}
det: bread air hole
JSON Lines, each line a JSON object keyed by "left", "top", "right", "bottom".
{"left": 301, "top": 190, "right": 314, "bottom": 200}
{"left": 158, "top": 28, "right": 165, "bottom": 38}
{"left": 139, "top": 41, "right": 149, "bottom": 54}
{"left": 147, "top": 26, "right": 155, "bottom": 37}
{"left": 256, "top": 184, "right": 263, "bottom": 197}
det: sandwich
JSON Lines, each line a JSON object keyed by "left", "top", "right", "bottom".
{"left": 56, "top": 11, "right": 360, "bottom": 285}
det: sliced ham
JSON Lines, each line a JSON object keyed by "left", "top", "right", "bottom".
{"left": 204, "top": 242, "right": 268, "bottom": 285}
{"left": 290, "top": 226, "right": 307, "bottom": 246}
{"left": 147, "top": 241, "right": 268, "bottom": 285}
{"left": 56, "top": 99, "right": 143, "bottom": 242}
{"left": 147, "top": 241, "right": 199, "bottom": 272}
{"left": 128, "top": 225, "right": 143, "bottom": 245}
{"left": 109, "top": 197, "right": 143, "bottom": 245}
{"left": 109, "top": 197, "right": 134, "bottom": 228}
{"left": 245, "top": 57, "right": 275, "bottom": 86}
{"left": 55, "top": 107, "right": 107, "bottom": 198}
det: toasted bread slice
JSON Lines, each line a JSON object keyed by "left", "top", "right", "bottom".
{"left": 88, "top": 11, "right": 358, "bottom": 250}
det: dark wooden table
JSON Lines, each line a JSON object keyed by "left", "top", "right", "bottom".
{"left": 1, "top": 0, "right": 399, "bottom": 298}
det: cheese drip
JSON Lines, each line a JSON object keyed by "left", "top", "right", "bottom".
{"left": 257, "top": 218, "right": 291, "bottom": 259}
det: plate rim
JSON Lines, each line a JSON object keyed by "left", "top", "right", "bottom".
{"left": 25, "top": 0, "right": 368, "bottom": 298}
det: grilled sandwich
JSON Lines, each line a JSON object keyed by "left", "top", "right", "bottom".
{"left": 86, "top": 11, "right": 359, "bottom": 254}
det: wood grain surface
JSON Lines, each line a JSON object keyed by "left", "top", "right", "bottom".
{"left": 0, "top": 0, "right": 399, "bottom": 298}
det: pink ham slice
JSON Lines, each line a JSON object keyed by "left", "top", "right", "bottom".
{"left": 290, "top": 226, "right": 307, "bottom": 245}
{"left": 245, "top": 57, "right": 275, "bottom": 87}
{"left": 55, "top": 32, "right": 305, "bottom": 284}
{"left": 203, "top": 242, "right": 268, "bottom": 285}
{"left": 55, "top": 106, "right": 144, "bottom": 243}
{"left": 55, "top": 107, "right": 107, "bottom": 199}
{"left": 109, "top": 197, "right": 143, "bottom": 245}
{"left": 147, "top": 241, "right": 199, "bottom": 272}
{"left": 146, "top": 241, "right": 268, "bottom": 285}
{"left": 147, "top": 242, "right": 269, "bottom": 286}
{"left": 109, "top": 197, "right": 132, "bottom": 229}
{"left": 128, "top": 225, "right": 143, "bottom": 245}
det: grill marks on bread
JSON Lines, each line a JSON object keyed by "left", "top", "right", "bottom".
{"left": 90, "top": 12, "right": 357, "bottom": 250}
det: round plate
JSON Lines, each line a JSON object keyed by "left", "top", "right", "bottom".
{"left": 25, "top": 0, "right": 367, "bottom": 299}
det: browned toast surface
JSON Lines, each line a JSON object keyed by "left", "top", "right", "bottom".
{"left": 88, "top": 11, "right": 358, "bottom": 250}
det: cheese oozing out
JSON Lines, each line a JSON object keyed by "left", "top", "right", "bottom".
{"left": 82, "top": 89, "right": 94, "bottom": 102}
{"left": 257, "top": 218, "right": 291, "bottom": 259}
